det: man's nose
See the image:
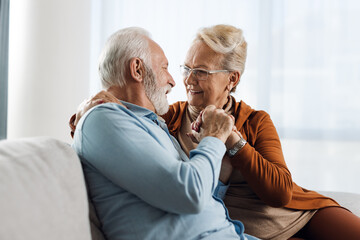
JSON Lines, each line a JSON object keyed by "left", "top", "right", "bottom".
{"left": 168, "top": 73, "right": 176, "bottom": 88}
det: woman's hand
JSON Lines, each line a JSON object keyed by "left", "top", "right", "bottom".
{"left": 70, "top": 90, "right": 124, "bottom": 138}
{"left": 225, "top": 127, "right": 242, "bottom": 150}
{"left": 74, "top": 90, "right": 122, "bottom": 126}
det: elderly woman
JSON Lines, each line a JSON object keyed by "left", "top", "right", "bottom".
{"left": 70, "top": 25, "right": 360, "bottom": 239}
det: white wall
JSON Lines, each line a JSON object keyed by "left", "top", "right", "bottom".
{"left": 8, "top": 0, "right": 91, "bottom": 143}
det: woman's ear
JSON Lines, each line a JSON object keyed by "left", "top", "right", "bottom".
{"left": 129, "top": 58, "right": 145, "bottom": 82}
{"left": 228, "top": 71, "right": 241, "bottom": 91}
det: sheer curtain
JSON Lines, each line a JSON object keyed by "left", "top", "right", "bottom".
{"left": 90, "top": 0, "right": 360, "bottom": 193}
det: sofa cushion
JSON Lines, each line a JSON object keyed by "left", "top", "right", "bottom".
{"left": 0, "top": 137, "right": 92, "bottom": 240}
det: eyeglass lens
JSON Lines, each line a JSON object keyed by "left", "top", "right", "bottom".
{"left": 180, "top": 66, "right": 208, "bottom": 81}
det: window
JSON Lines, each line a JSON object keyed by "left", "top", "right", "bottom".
{"left": 88, "top": 0, "right": 360, "bottom": 193}
{"left": 0, "top": 0, "right": 9, "bottom": 140}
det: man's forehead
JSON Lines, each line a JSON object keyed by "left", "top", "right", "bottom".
{"left": 147, "top": 38, "right": 168, "bottom": 64}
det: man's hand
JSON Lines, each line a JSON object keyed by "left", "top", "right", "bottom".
{"left": 188, "top": 105, "right": 234, "bottom": 144}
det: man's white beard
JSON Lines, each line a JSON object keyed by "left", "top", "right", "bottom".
{"left": 144, "top": 66, "right": 171, "bottom": 115}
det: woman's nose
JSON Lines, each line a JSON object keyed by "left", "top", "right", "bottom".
{"left": 184, "top": 71, "right": 197, "bottom": 85}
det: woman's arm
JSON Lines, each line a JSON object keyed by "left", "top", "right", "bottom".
{"left": 231, "top": 112, "right": 293, "bottom": 207}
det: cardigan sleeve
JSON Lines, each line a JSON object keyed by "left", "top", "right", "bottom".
{"left": 231, "top": 111, "right": 293, "bottom": 207}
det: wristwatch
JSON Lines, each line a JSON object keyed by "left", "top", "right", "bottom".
{"left": 227, "top": 137, "right": 247, "bottom": 157}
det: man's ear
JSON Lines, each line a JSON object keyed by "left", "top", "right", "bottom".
{"left": 129, "top": 58, "right": 145, "bottom": 82}
{"left": 228, "top": 71, "right": 241, "bottom": 91}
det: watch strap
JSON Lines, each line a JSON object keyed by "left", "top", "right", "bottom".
{"left": 227, "top": 138, "right": 247, "bottom": 157}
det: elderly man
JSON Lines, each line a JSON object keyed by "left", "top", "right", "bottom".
{"left": 72, "top": 27, "right": 258, "bottom": 240}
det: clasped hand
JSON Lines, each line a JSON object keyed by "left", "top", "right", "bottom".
{"left": 187, "top": 105, "right": 235, "bottom": 144}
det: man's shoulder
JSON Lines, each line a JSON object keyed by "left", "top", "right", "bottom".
{"left": 77, "top": 103, "right": 135, "bottom": 130}
{"left": 72, "top": 102, "right": 143, "bottom": 157}
{"left": 92, "top": 102, "right": 128, "bottom": 113}
{"left": 91, "top": 102, "right": 134, "bottom": 117}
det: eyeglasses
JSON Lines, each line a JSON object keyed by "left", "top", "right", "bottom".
{"left": 180, "top": 65, "right": 230, "bottom": 81}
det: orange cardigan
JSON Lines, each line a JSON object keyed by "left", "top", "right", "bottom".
{"left": 162, "top": 100, "right": 339, "bottom": 210}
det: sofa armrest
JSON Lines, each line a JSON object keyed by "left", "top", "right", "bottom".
{"left": 318, "top": 191, "right": 360, "bottom": 217}
{"left": 0, "top": 137, "right": 92, "bottom": 240}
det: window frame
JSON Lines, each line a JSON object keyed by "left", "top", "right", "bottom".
{"left": 0, "top": 0, "right": 9, "bottom": 139}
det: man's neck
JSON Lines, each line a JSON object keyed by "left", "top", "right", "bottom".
{"left": 107, "top": 85, "right": 155, "bottom": 113}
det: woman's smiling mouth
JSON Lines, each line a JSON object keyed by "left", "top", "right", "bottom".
{"left": 189, "top": 90, "right": 203, "bottom": 95}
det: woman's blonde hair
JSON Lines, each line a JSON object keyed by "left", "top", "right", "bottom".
{"left": 195, "top": 24, "right": 247, "bottom": 92}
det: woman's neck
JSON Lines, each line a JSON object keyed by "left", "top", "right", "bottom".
{"left": 188, "top": 96, "right": 233, "bottom": 121}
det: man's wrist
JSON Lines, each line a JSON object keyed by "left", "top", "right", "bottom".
{"left": 203, "top": 132, "right": 228, "bottom": 144}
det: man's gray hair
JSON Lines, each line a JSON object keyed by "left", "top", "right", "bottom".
{"left": 98, "top": 27, "right": 152, "bottom": 89}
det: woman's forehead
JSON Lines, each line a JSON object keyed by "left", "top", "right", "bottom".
{"left": 185, "top": 41, "right": 224, "bottom": 69}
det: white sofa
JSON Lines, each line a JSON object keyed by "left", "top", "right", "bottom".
{"left": 0, "top": 137, "right": 103, "bottom": 240}
{"left": 0, "top": 137, "right": 359, "bottom": 240}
